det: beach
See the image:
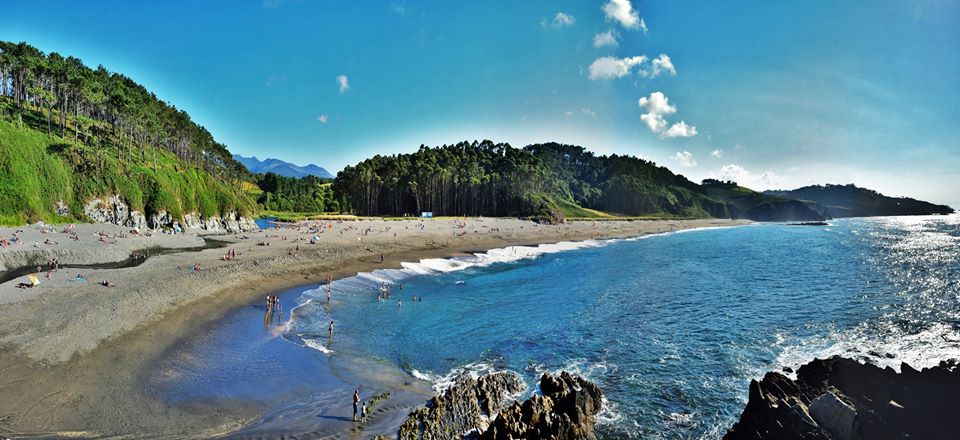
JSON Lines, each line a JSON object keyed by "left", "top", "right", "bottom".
{"left": 0, "top": 217, "right": 747, "bottom": 438}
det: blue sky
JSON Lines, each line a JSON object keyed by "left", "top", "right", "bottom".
{"left": 3, "top": 0, "right": 958, "bottom": 207}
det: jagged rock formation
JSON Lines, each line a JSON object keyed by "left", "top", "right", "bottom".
{"left": 399, "top": 372, "right": 525, "bottom": 438}
{"left": 398, "top": 371, "right": 603, "bottom": 440}
{"left": 724, "top": 356, "right": 960, "bottom": 440}
{"left": 481, "top": 371, "right": 604, "bottom": 440}
{"left": 82, "top": 195, "right": 255, "bottom": 233}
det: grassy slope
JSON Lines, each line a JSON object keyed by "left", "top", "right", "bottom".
{"left": 0, "top": 116, "right": 255, "bottom": 226}
{"left": 703, "top": 184, "right": 823, "bottom": 221}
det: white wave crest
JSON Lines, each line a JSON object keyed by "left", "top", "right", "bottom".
{"left": 302, "top": 337, "right": 333, "bottom": 354}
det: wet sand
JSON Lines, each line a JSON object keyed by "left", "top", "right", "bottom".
{"left": 0, "top": 217, "right": 749, "bottom": 438}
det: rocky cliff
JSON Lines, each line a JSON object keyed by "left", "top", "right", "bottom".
{"left": 724, "top": 356, "right": 960, "bottom": 440}
{"left": 398, "top": 371, "right": 603, "bottom": 440}
{"left": 82, "top": 195, "right": 256, "bottom": 233}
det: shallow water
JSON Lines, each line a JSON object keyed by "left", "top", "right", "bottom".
{"left": 286, "top": 215, "right": 960, "bottom": 438}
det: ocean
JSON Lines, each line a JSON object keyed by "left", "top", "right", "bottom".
{"left": 284, "top": 215, "right": 960, "bottom": 438}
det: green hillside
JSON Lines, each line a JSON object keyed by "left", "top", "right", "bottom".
{"left": 0, "top": 116, "right": 254, "bottom": 225}
{"left": 0, "top": 41, "right": 255, "bottom": 226}
{"left": 701, "top": 179, "right": 824, "bottom": 222}
{"left": 333, "top": 141, "right": 733, "bottom": 222}
{"left": 765, "top": 184, "right": 954, "bottom": 218}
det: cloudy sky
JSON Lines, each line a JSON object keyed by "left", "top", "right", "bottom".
{"left": 3, "top": 0, "right": 958, "bottom": 207}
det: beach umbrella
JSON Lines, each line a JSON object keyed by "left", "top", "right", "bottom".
{"left": 28, "top": 274, "right": 40, "bottom": 286}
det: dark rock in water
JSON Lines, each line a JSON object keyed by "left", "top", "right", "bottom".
{"left": 482, "top": 371, "right": 604, "bottom": 440}
{"left": 399, "top": 371, "right": 525, "bottom": 439}
{"left": 398, "top": 371, "right": 603, "bottom": 440}
{"left": 724, "top": 356, "right": 960, "bottom": 440}
{"left": 787, "top": 221, "right": 829, "bottom": 226}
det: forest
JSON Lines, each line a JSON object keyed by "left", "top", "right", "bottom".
{"left": 255, "top": 173, "right": 338, "bottom": 213}
{"left": 333, "top": 141, "right": 733, "bottom": 221}
{"left": 0, "top": 41, "right": 255, "bottom": 224}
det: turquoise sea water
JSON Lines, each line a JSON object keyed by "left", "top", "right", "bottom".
{"left": 286, "top": 215, "right": 960, "bottom": 438}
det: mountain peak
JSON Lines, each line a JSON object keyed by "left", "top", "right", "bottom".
{"left": 233, "top": 154, "right": 334, "bottom": 179}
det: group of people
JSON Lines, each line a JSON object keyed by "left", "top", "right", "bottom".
{"left": 353, "top": 388, "right": 367, "bottom": 422}
{"left": 265, "top": 294, "right": 281, "bottom": 311}
{"left": 222, "top": 248, "right": 238, "bottom": 261}
{"left": 1, "top": 230, "right": 23, "bottom": 246}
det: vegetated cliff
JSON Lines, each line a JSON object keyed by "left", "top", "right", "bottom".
{"left": 724, "top": 356, "right": 960, "bottom": 440}
{"left": 765, "top": 184, "right": 954, "bottom": 218}
{"left": 701, "top": 180, "right": 825, "bottom": 222}
{"left": 0, "top": 41, "right": 260, "bottom": 229}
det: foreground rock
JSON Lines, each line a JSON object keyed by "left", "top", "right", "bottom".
{"left": 399, "top": 371, "right": 603, "bottom": 440}
{"left": 724, "top": 356, "right": 960, "bottom": 440}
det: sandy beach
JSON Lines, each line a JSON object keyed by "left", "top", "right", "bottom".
{"left": 0, "top": 217, "right": 749, "bottom": 438}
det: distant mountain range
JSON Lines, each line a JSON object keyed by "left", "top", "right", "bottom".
{"left": 233, "top": 154, "right": 334, "bottom": 179}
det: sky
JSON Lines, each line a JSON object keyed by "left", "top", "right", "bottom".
{"left": 3, "top": 0, "right": 959, "bottom": 207}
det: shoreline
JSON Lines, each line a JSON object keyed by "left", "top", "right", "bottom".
{"left": 0, "top": 217, "right": 749, "bottom": 437}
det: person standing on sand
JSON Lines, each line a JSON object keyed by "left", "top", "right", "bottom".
{"left": 353, "top": 388, "right": 360, "bottom": 421}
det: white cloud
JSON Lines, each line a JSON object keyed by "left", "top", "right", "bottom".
{"left": 711, "top": 149, "right": 723, "bottom": 158}
{"left": 717, "top": 164, "right": 779, "bottom": 189}
{"left": 337, "top": 75, "right": 349, "bottom": 93}
{"left": 590, "top": 53, "right": 676, "bottom": 80}
{"left": 543, "top": 12, "right": 575, "bottom": 28}
{"left": 640, "top": 53, "right": 676, "bottom": 78}
{"left": 663, "top": 121, "right": 698, "bottom": 138}
{"left": 317, "top": 114, "right": 328, "bottom": 124}
{"left": 565, "top": 108, "right": 597, "bottom": 118}
{"left": 588, "top": 55, "right": 647, "bottom": 80}
{"left": 593, "top": 30, "right": 618, "bottom": 48}
{"left": 603, "top": 0, "right": 644, "bottom": 31}
{"left": 637, "top": 91, "right": 676, "bottom": 132}
{"left": 671, "top": 151, "right": 697, "bottom": 167}
{"left": 390, "top": 1, "right": 406, "bottom": 14}
{"left": 637, "top": 91, "right": 698, "bottom": 139}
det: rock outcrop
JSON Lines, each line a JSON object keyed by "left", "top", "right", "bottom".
{"left": 398, "top": 371, "right": 603, "bottom": 440}
{"left": 399, "top": 372, "right": 525, "bottom": 439}
{"left": 724, "top": 356, "right": 960, "bottom": 440}
{"left": 81, "top": 195, "right": 255, "bottom": 233}
{"left": 481, "top": 371, "right": 604, "bottom": 440}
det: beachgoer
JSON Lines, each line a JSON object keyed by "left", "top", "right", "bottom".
{"left": 361, "top": 401, "right": 367, "bottom": 420}
{"left": 353, "top": 388, "right": 360, "bottom": 421}
{"left": 329, "top": 320, "right": 334, "bottom": 335}
{"left": 380, "top": 254, "right": 384, "bottom": 263}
